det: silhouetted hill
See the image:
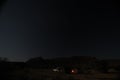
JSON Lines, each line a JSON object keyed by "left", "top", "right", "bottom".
{"left": 26, "top": 57, "right": 48, "bottom": 68}
{"left": 47, "top": 56, "right": 98, "bottom": 62}
{"left": 23, "top": 56, "right": 120, "bottom": 73}
{"left": 25, "top": 56, "right": 99, "bottom": 69}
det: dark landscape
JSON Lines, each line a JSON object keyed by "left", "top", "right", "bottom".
{"left": 0, "top": 56, "right": 120, "bottom": 80}
{"left": 1, "top": 0, "right": 120, "bottom": 80}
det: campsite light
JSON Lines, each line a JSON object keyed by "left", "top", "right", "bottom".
{"left": 71, "top": 69, "right": 74, "bottom": 73}
{"left": 71, "top": 69, "right": 78, "bottom": 74}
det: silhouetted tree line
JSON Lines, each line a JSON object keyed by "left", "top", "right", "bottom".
{"left": 1, "top": 56, "right": 120, "bottom": 73}
{"left": 1, "top": 56, "right": 120, "bottom": 79}
{"left": 25, "top": 56, "right": 99, "bottom": 69}
{"left": 24, "top": 56, "right": 120, "bottom": 74}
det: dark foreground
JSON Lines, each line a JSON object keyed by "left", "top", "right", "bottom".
{"left": 1, "top": 68, "right": 120, "bottom": 80}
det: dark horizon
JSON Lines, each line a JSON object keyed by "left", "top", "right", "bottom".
{"left": 4, "top": 55, "right": 120, "bottom": 62}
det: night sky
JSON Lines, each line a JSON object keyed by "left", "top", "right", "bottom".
{"left": 0, "top": 0, "right": 120, "bottom": 61}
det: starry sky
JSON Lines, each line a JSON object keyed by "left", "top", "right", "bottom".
{"left": 0, "top": 0, "right": 120, "bottom": 61}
